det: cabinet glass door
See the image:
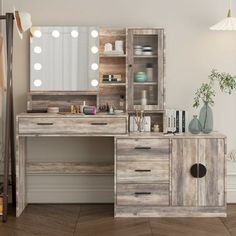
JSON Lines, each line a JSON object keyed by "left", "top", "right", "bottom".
{"left": 127, "top": 29, "right": 164, "bottom": 111}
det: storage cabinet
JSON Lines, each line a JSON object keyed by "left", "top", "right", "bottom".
{"left": 172, "top": 138, "right": 225, "bottom": 207}
{"left": 127, "top": 29, "right": 165, "bottom": 110}
{"left": 115, "top": 135, "right": 226, "bottom": 217}
{"left": 115, "top": 137, "right": 170, "bottom": 215}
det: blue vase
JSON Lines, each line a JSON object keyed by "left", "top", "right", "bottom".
{"left": 188, "top": 115, "right": 202, "bottom": 134}
{"left": 199, "top": 102, "right": 213, "bottom": 134}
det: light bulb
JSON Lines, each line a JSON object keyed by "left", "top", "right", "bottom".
{"left": 91, "top": 63, "right": 98, "bottom": 70}
{"left": 91, "top": 30, "right": 98, "bottom": 38}
{"left": 34, "top": 30, "right": 42, "bottom": 38}
{"left": 34, "top": 63, "right": 42, "bottom": 70}
{"left": 71, "top": 30, "right": 79, "bottom": 38}
{"left": 34, "top": 46, "right": 42, "bottom": 54}
{"left": 52, "top": 30, "right": 60, "bottom": 38}
{"left": 91, "top": 79, "right": 98, "bottom": 87}
{"left": 91, "top": 46, "right": 98, "bottom": 54}
{"left": 33, "top": 79, "right": 42, "bottom": 87}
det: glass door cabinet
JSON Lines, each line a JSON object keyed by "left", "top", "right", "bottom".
{"left": 127, "top": 28, "right": 165, "bottom": 111}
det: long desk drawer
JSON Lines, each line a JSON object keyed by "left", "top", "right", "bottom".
{"left": 116, "top": 183, "right": 169, "bottom": 206}
{"left": 18, "top": 117, "right": 127, "bottom": 134}
{"left": 117, "top": 161, "right": 169, "bottom": 183}
{"left": 116, "top": 138, "right": 169, "bottom": 161}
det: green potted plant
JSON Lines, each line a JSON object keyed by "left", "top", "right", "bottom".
{"left": 192, "top": 69, "right": 236, "bottom": 133}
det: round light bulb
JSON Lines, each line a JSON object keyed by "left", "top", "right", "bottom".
{"left": 52, "top": 30, "right": 60, "bottom": 38}
{"left": 34, "top": 63, "right": 42, "bottom": 70}
{"left": 91, "top": 79, "right": 98, "bottom": 87}
{"left": 34, "top": 46, "right": 42, "bottom": 54}
{"left": 91, "top": 46, "right": 98, "bottom": 54}
{"left": 71, "top": 30, "right": 79, "bottom": 38}
{"left": 91, "top": 30, "right": 98, "bottom": 38}
{"left": 33, "top": 79, "right": 42, "bottom": 87}
{"left": 34, "top": 30, "right": 42, "bottom": 38}
{"left": 91, "top": 63, "right": 98, "bottom": 71}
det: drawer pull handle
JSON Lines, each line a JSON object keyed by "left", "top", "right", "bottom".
{"left": 134, "top": 147, "right": 151, "bottom": 150}
{"left": 90, "top": 122, "right": 108, "bottom": 125}
{"left": 37, "top": 123, "right": 54, "bottom": 125}
{"left": 135, "top": 192, "right": 151, "bottom": 195}
{"left": 135, "top": 169, "right": 151, "bottom": 172}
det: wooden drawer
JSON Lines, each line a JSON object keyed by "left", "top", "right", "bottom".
{"left": 117, "top": 161, "right": 169, "bottom": 183}
{"left": 18, "top": 117, "right": 127, "bottom": 134}
{"left": 116, "top": 138, "right": 169, "bottom": 161}
{"left": 116, "top": 184, "right": 169, "bottom": 206}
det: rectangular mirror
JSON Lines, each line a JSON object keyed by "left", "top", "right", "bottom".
{"left": 30, "top": 26, "right": 99, "bottom": 91}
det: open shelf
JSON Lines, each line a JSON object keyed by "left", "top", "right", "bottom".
{"left": 26, "top": 162, "right": 114, "bottom": 176}
{"left": 100, "top": 54, "right": 126, "bottom": 58}
{"left": 133, "top": 55, "right": 157, "bottom": 58}
{"left": 133, "top": 82, "right": 157, "bottom": 85}
{"left": 100, "top": 83, "right": 126, "bottom": 87}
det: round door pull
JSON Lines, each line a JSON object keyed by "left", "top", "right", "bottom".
{"left": 190, "top": 164, "right": 198, "bottom": 178}
{"left": 198, "top": 163, "right": 207, "bottom": 178}
{"left": 190, "top": 163, "right": 207, "bottom": 178}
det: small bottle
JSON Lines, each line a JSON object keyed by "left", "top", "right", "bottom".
{"left": 119, "top": 95, "right": 125, "bottom": 110}
{"left": 141, "top": 90, "right": 147, "bottom": 106}
{"left": 109, "top": 105, "right": 114, "bottom": 114}
{"left": 80, "top": 101, "right": 86, "bottom": 114}
{"left": 146, "top": 63, "right": 153, "bottom": 81}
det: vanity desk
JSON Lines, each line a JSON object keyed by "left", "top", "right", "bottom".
{"left": 15, "top": 26, "right": 227, "bottom": 217}
{"left": 16, "top": 113, "right": 226, "bottom": 217}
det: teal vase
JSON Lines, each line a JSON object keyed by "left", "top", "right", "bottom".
{"left": 199, "top": 102, "right": 213, "bottom": 134}
{"left": 188, "top": 115, "right": 202, "bottom": 134}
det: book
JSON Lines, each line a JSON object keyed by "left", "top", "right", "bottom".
{"left": 176, "top": 110, "right": 179, "bottom": 133}
{"left": 164, "top": 109, "right": 188, "bottom": 133}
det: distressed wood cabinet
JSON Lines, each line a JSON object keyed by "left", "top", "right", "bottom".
{"left": 127, "top": 28, "right": 165, "bottom": 111}
{"left": 115, "top": 134, "right": 226, "bottom": 217}
{"left": 172, "top": 138, "right": 225, "bottom": 207}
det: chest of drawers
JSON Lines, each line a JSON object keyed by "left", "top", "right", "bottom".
{"left": 115, "top": 137, "right": 171, "bottom": 214}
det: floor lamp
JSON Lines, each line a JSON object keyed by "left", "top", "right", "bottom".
{"left": 0, "top": 10, "right": 32, "bottom": 222}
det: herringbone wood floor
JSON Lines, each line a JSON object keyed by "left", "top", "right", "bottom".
{"left": 0, "top": 204, "right": 236, "bottom": 236}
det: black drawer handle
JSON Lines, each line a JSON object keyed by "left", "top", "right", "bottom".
{"left": 37, "top": 123, "right": 54, "bottom": 125}
{"left": 90, "top": 122, "right": 108, "bottom": 125}
{"left": 135, "top": 192, "right": 151, "bottom": 195}
{"left": 135, "top": 169, "right": 151, "bottom": 172}
{"left": 134, "top": 147, "right": 151, "bottom": 150}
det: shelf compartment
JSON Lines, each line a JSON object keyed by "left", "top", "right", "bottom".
{"left": 133, "top": 82, "right": 157, "bottom": 86}
{"left": 133, "top": 55, "right": 157, "bottom": 58}
{"left": 100, "top": 54, "right": 127, "bottom": 58}
{"left": 26, "top": 162, "right": 114, "bottom": 176}
{"left": 100, "top": 83, "right": 126, "bottom": 87}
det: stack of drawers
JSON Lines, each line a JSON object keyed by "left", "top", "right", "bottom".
{"left": 115, "top": 138, "right": 170, "bottom": 210}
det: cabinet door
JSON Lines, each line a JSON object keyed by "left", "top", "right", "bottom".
{"left": 171, "top": 138, "right": 225, "bottom": 207}
{"left": 127, "top": 28, "right": 164, "bottom": 110}
{"left": 198, "top": 139, "right": 225, "bottom": 206}
{"left": 171, "top": 139, "right": 198, "bottom": 206}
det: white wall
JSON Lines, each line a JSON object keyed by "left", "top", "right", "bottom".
{"left": 3, "top": 0, "right": 236, "bottom": 202}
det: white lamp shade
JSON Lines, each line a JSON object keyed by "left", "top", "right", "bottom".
{"left": 210, "top": 16, "right": 236, "bottom": 30}
{"left": 14, "top": 9, "right": 32, "bottom": 39}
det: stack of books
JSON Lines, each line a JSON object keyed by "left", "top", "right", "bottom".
{"left": 164, "top": 109, "right": 188, "bottom": 133}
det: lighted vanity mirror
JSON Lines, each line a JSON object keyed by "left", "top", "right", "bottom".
{"left": 30, "top": 26, "right": 99, "bottom": 91}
